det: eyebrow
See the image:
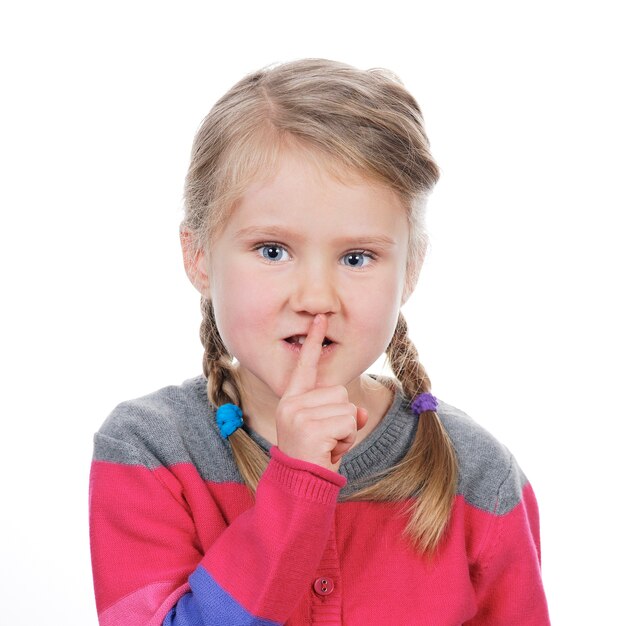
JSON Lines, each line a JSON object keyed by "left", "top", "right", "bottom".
{"left": 234, "top": 225, "right": 397, "bottom": 248}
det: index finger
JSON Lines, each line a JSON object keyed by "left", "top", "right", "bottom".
{"left": 283, "top": 313, "right": 328, "bottom": 398}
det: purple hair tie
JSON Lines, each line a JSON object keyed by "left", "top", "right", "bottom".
{"left": 411, "top": 392, "right": 438, "bottom": 416}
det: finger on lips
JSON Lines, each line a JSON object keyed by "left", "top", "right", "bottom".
{"left": 284, "top": 313, "right": 328, "bottom": 398}
{"left": 278, "top": 313, "right": 366, "bottom": 470}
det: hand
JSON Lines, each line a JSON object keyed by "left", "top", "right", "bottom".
{"left": 275, "top": 314, "right": 368, "bottom": 472}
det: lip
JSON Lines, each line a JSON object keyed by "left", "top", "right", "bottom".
{"left": 283, "top": 332, "right": 336, "bottom": 344}
{"left": 282, "top": 338, "right": 337, "bottom": 357}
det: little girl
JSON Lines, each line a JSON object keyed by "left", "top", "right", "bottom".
{"left": 89, "top": 59, "right": 550, "bottom": 625}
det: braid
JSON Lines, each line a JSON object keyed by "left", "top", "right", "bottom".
{"left": 200, "top": 297, "right": 242, "bottom": 407}
{"left": 199, "top": 297, "right": 269, "bottom": 489}
{"left": 385, "top": 312, "right": 430, "bottom": 399}
{"left": 349, "top": 312, "right": 458, "bottom": 554}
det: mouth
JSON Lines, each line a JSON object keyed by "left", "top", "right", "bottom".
{"left": 283, "top": 335, "right": 335, "bottom": 348}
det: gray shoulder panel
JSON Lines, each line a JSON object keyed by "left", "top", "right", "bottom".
{"left": 93, "top": 375, "right": 243, "bottom": 483}
{"left": 93, "top": 376, "right": 529, "bottom": 514}
{"left": 437, "top": 400, "right": 528, "bottom": 515}
{"left": 94, "top": 432, "right": 147, "bottom": 466}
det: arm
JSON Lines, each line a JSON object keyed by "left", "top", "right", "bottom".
{"left": 467, "top": 459, "right": 550, "bottom": 625}
{"left": 90, "top": 440, "right": 345, "bottom": 626}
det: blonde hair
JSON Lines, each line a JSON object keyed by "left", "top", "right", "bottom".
{"left": 180, "top": 59, "right": 458, "bottom": 553}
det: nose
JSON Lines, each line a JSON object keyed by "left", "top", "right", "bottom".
{"left": 289, "top": 260, "right": 340, "bottom": 316}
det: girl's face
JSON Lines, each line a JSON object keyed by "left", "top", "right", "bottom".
{"left": 196, "top": 147, "right": 411, "bottom": 406}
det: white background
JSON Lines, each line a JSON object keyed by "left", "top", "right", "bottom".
{"left": 1, "top": 1, "right": 624, "bottom": 624}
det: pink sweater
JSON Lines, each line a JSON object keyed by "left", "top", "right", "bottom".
{"left": 89, "top": 375, "right": 550, "bottom": 625}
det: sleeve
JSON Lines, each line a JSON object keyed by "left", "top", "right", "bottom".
{"left": 466, "top": 456, "right": 551, "bottom": 625}
{"left": 89, "top": 439, "right": 346, "bottom": 626}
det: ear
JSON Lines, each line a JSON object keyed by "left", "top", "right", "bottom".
{"left": 180, "top": 229, "right": 211, "bottom": 298}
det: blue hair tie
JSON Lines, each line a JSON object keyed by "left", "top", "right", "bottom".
{"left": 411, "top": 392, "right": 438, "bottom": 416}
{"left": 216, "top": 403, "right": 244, "bottom": 438}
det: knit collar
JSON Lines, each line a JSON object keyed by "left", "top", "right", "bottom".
{"left": 243, "top": 374, "right": 417, "bottom": 494}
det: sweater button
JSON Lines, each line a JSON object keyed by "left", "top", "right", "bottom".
{"left": 313, "top": 577, "right": 334, "bottom": 596}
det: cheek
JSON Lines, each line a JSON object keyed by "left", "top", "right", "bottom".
{"left": 355, "top": 280, "right": 402, "bottom": 348}
{"left": 211, "top": 262, "right": 277, "bottom": 353}
{"left": 362, "top": 304, "right": 399, "bottom": 346}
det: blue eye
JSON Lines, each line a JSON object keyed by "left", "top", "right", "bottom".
{"left": 342, "top": 251, "right": 374, "bottom": 268}
{"left": 257, "top": 244, "right": 290, "bottom": 262}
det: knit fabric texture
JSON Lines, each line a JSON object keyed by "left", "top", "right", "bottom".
{"left": 89, "top": 374, "right": 550, "bottom": 625}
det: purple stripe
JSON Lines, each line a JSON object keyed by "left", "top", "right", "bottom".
{"left": 163, "top": 566, "right": 281, "bottom": 626}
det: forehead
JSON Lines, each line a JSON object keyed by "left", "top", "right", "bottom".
{"left": 223, "top": 146, "right": 408, "bottom": 243}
